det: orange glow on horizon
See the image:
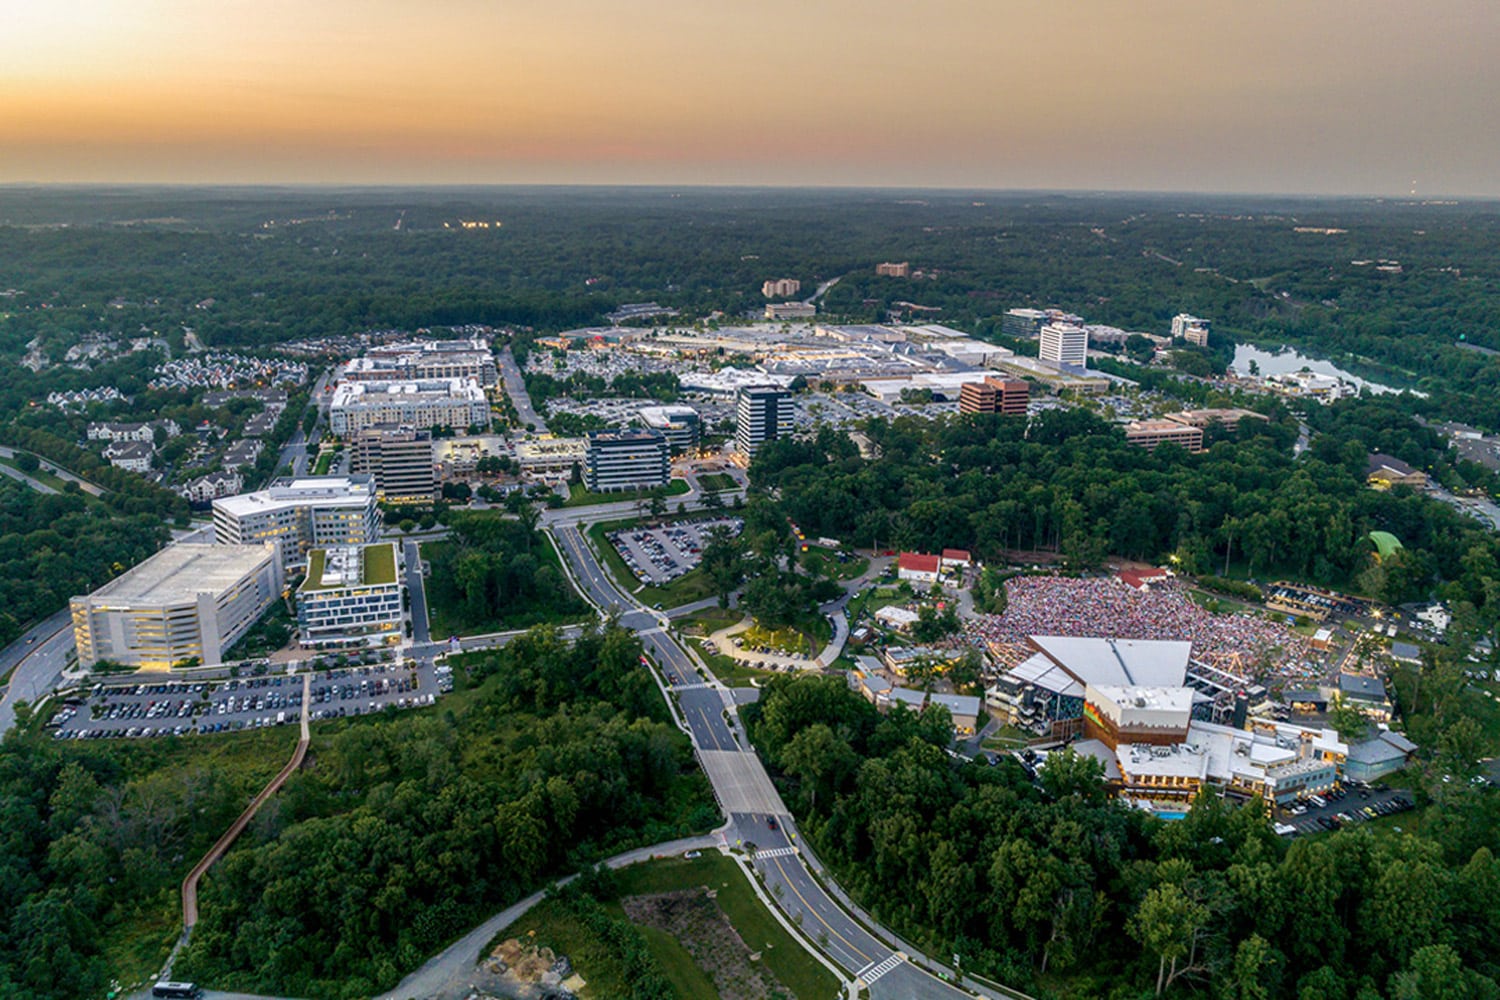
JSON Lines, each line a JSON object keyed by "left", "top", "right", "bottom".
{"left": 3, "top": 0, "right": 1500, "bottom": 193}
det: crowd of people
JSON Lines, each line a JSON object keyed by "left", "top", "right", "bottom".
{"left": 961, "top": 575, "right": 1318, "bottom": 683}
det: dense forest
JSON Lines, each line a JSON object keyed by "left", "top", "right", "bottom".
{"left": 748, "top": 406, "right": 1500, "bottom": 625}
{"left": 422, "top": 509, "right": 591, "bottom": 634}
{"left": 0, "top": 624, "right": 711, "bottom": 1000}
{"left": 0, "top": 477, "right": 168, "bottom": 648}
{"left": 746, "top": 674, "right": 1500, "bottom": 1000}
{"left": 0, "top": 727, "right": 297, "bottom": 998}
{"left": 7, "top": 188, "right": 1500, "bottom": 426}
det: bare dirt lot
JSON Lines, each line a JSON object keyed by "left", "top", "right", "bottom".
{"left": 621, "top": 890, "right": 791, "bottom": 1000}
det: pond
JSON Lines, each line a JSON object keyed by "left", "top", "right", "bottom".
{"left": 1231, "top": 344, "right": 1417, "bottom": 396}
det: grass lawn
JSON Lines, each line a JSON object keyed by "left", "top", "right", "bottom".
{"left": 982, "top": 724, "right": 1033, "bottom": 749}
{"left": 422, "top": 538, "right": 593, "bottom": 638}
{"left": 676, "top": 608, "right": 747, "bottom": 636}
{"left": 799, "top": 549, "right": 868, "bottom": 581}
{"left": 497, "top": 854, "right": 839, "bottom": 1000}
{"left": 697, "top": 472, "right": 737, "bottom": 492}
{"left": 565, "top": 477, "right": 690, "bottom": 508}
{"left": 585, "top": 519, "right": 718, "bottom": 609}
{"left": 311, "top": 447, "right": 339, "bottom": 476}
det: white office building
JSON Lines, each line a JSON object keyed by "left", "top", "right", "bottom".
{"left": 1038, "top": 323, "right": 1089, "bottom": 367}
{"left": 328, "top": 378, "right": 491, "bottom": 437}
{"left": 1171, "top": 314, "right": 1212, "bottom": 341}
{"left": 71, "top": 543, "right": 283, "bottom": 669}
{"left": 296, "top": 543, "right": 404, "bottom": 649}
{"left": 584, "top": 429, "right": 671, "bottom": 492}
{"left": 638, "top": 405, "right": 701, "bottom": 454}
{"left": 735, "top": 385, "right": 792, "bottom": 458}
{"left": 213, "top": 475, "right": 381, "bottom": 572}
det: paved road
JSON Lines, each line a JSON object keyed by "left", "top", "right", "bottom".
{"left": 0, "top": 609, "right": 77, "bottom": 736}
{"left": 498, "top": 346, "right": 548, "bottom": 432}
{"left": 378, "top": 834, "right": 720, "bottom": 1000}
{"left": 550, "top": 521, "right": 982, "bottom": 1000}
{"left": 0, "top": 460, "right": 58, "bottom": 494}
{"left": 816, "top": 556, "right": 893, "bottom": 666}
{"left": 0, "top": 444, "right": 106, "bottom": 496}
{"left": 403, "top": 538, "right": 431, "bottom": 645}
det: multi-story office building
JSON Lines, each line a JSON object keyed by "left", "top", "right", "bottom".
{"left": 875, "top": 261, "right": 911, "bottom": 277}
{"left": 296, "top": 542, "right": 404, "bottom": 649}
{"left": 958, "top": 377, "right": 1029, "bottom": 416}
{"left": 584, "top": 429, "right": 671, "bottom": 492}
{"left": 350, "top": 425, "right": 436, "bottom": 503}
{"left": 328, "top": 378, "right": 491, "bottom": 437}
{"left": 1002, "top": 308, "right": 1084, "bottom": 339}
{"left": 638, "top": 405, "right": 701, "bottom": 454}
{"left": 761, "top": 278, "right": 801, "bottom": 298}
{"left": 71, "top": 542, "right": 282, "bottom": 669}
{"left": 1171, "top": 314, "right": 1211, "bottom": 345}
{"left": 213, "top": 475, "right": 380, "bottom": 572}
{"left": 1038, "top": 323, "right": 1089, "bottom": 367}
{"left": 735, "top": 385, "right": 792, "bottom": 458}
{"left": 1124, "top": 420, "right": 1205, "bottom": 453}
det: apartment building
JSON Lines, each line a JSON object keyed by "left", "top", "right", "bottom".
{"left": 328, "top": 378, "right": 491, "bottom": 437}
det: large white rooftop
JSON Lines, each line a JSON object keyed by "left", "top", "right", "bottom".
{"left": 81, "top": 543, "right": 274, "bottom": 605}
{"left": 214, "top": 475, "right": 375, "bottom": 517}
{"left": 1030, "top": 635, "right": 1193, "bottom": 689}
{"left": 330, "top": 377, "right": 485, "bottom": 406}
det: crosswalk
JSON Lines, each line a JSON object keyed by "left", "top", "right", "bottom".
{"left": 856, "top": 953, "right": 905, "bottom": 984}
{"left": 754, "top": 845, "right": 799, "bottom": 860}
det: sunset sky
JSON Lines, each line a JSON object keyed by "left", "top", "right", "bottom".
{"left": 4, "top": 0, "right": 1499, "bottom": 194}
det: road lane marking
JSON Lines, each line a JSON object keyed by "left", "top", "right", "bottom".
{"left": 754, "top": 846, "right": 799, "bottom": 859}
{"left": 856, "top": 953, "right": 904, "bottom": 984}
{"left": 769, "top": 854, "right": 872, "bottom": 967}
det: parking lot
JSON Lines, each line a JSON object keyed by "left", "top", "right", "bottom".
{"left": 1277, "top": 783, "right": 1416, "bottom": 836}
{"left": 49, "top": 660, "right": 440, "bottom": 741}
{"left": 608, "top": 516, "right": 743, "bottom": 584}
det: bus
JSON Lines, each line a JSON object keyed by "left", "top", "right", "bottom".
{"left": 151, "top": 982, "right": 201, "bottom": 999}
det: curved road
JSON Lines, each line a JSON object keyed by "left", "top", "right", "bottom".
{"left": 548, "top": 520, "right": 992, "bottom": 1000}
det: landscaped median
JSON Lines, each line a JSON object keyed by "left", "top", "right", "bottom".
{"left": 565, "top": 477, "right": 691, "bottom": 508}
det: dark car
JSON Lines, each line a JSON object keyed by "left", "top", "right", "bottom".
{"left": 767, "top": 817, "right": 779, "bottom": 831}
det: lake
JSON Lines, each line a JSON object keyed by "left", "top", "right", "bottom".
{"left": 1231, "top": 345, "right": 1416, "bottom": 396}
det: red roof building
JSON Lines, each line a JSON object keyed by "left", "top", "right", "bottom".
{"left": 941, "top": 548, "right": 973, "bottom": 567}
{"left": 897, "top": 552, "right": 941, "bottom": 580}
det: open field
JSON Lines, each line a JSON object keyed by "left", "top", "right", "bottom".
{"left": 497, "top": 853, "right": 839, "bottom": 1000}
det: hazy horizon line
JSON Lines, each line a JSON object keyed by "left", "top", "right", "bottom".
{"left": 0, "top": 180, "right": 1490, "bottom": 204}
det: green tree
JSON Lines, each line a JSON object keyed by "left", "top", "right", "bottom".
{"left": 1129, "top": 882, "right": 1210, "bottom": 996}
